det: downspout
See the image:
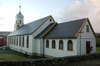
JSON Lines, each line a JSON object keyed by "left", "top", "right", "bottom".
{"left": 42, "top": 38, "right": 45, "bottom": 57}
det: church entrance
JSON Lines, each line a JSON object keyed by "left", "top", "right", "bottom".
{"left": 86, "top": 41, "right": 90, "bottom": 54}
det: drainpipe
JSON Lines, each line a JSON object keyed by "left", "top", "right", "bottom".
{"left": 79, "top": 32, "right": 83, "bottom": 55}
{"left": 42, "top": 38, "right": 45, "bottom": 57}
{"left": 80, "top": 32, "right": 81, "bottom": 55}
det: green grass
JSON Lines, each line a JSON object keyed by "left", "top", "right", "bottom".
{"left": 0, "top": 50, "right": 3, "bottom": 52}
{"left": 96, "top": 38, "right": 100, "bottom": 44}
{"left": 96, "top": 47, "right": 100, "bottom": 53}
{"left": 0, "top": 49, "right": 29, "bottom": 60}
{"left": 0, "top": 54, "right": 28, "bottom": 60}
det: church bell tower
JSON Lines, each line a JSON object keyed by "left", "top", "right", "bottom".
{"left": 14, "top": 5, "right": 24, "bottom": 30}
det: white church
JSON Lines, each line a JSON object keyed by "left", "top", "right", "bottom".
{"left": 7, "top": 6, "right": 96, "bottom": 57}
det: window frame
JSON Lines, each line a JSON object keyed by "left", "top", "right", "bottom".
{"left": 22, "top": 36, "right": 24, "bottom": 47}
{"left": 59, "top": 40, "right": 64, "bottom": 50}
{"left": 86, "top": 25, "right": 89, "bottom": 32}
{"left": 26, "top": 35, "right": 29, "bottom": 48}
{"left": 46, "top": 40, "right": 49, "bottom": 48}
{"left": 52, "top": 40, "right": 56, "bottom": 49}
{"left": 67, "top": 40, "right": 73, "bottom": 51}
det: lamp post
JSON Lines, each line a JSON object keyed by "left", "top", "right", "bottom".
{"left": 79, "top": 31, "right": 83, "bottom": 55}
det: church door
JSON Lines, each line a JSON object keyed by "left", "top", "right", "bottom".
{"left": 86, "top": 41, "right": 90, "bottom": 54}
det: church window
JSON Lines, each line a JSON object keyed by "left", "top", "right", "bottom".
{"left": 50, "top": 19, "right": 52, "bottom": 22}
{"left": 15, "top": 36, "right": 17, "bottom": 45}
{"left": 17, "top": 25, "right": 19, "bottom": 27}
{"left": 19, "top": 36, "right": 21, "bottom": 46}
{"left": 67, "top": 40, "right": 73, "bottom": 51}
{"left": 10, "top": 37, "right": 12, "bottom": 44}
{"left": 52, "top": 40, "right": 56, "bottom": 49}
{"left": 16, "top": 36, "right": 18, "bottom": 46}
{"left": 46, "top": 40, "right": 49, "bottom": 48}
{"left": 20, "top": 20, "right": 21, "bottom": 23}
{"left": 59, "top": 40, "right": 63, "bottom": 50}
{"left": 14, "top": 37, "right": 15, "bottom": 45}
{"left": 13, "top": 37, "right": 15, "bottom": 45}
{"left": 26, "top": 36, "right": 29, "bottom": 48}
{"left": 86, "top": 25, "right": 89, "bottom": 32}
{"left": 12, "top": 37, "right": 13, "bottom": 45}
{"left": 22, "top": 36, "right": 24, "bottom": 47}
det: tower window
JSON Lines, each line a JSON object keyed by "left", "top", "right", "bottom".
{"left": 17, "top": 25, "right": 19, "bottom": 27}
{"left": 50, "top": 19, "right": 52, "bottom": 22}
{"left": 20, "top": 20, "right": 21, "bottom": 23}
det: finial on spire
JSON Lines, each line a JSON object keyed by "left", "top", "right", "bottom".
{"left": 19, "top": 4, "right": 21, "bottom": 12}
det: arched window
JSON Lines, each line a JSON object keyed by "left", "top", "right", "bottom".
{"left": 86, "top": 25, "right": 89, "bottom": 32}
{"left": 26, "top": 36, "right": 29, "bottom": 48}
{"left": 20, "top": 20, "right": 21, "bottom": 23}
{"left": 19, "top": 36, "right": 21, "bottom": 46}
{"left": 50, "top": 19, "right": 52, "bottom": 22}
{"left": 67, "top": 40, "right": 73, "bottom": 51}
{"left": 59, "top": 40, "right": 63, "bottom": 50}
{"left": 52, "top": 40, "right": 56, "bottom": 49}
{"left": 22, "top": 36, "right": 24, "bottom": 47}
{"left": 16, "top": 36, "right": 18, "bottom": 46}
{"left": 46, "top": 40, "right": 49, "bottom": 48}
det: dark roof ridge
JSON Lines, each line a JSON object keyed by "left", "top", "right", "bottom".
{"left": 24, "top": 15, "right": 51, "bottom": 25}
{"left": 59, "top": 18, "right": 87, "bottom": 24}
{"left": 8, "top": 15, "right": 51, "bottom": 36}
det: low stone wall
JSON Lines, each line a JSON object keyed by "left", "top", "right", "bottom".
{"left": 0, "top": 53, "right": 100, "bottom": 66}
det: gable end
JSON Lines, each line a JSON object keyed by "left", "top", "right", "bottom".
{"left": 75, "top": 18, "right": 96, "bottom": 38}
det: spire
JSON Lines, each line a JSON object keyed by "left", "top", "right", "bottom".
{"left": 19, "top": 4, "right": 21, "bottom": 12}
{"left": 15, "top": 4, "right": 24, "bottom": 30}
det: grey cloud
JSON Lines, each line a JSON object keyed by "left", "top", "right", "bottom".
{"left": 58, "top": 0, "right": 100, "bottom": 32}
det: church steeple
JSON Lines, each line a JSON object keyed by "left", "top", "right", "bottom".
{"left": 14, "top": 5, "right": 24, "bottom": 30}
{"left": 19, "top": 5, "right": 21, "bottom": 13}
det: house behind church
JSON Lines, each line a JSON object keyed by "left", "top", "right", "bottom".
{"left": 0, "top": 32, "right": 11, "bottom": 47}
{"left": 7, "top": 7, "right": 96, "bottom": 57}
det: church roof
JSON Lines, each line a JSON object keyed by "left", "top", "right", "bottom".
{"left": 9, "top": 16, "right": 50, "bottom": 36}
{"left": 35, "top": 18, "right": 87, "bottom": 39}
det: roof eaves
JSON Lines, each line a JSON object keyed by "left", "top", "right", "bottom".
{"left": 43, "top": 37, "right": 76, "bottom": 39}
{"left": 75, "top": 18, "right": 87, "bottom": 38}
{"left": 40, "top": 22, "right": 57, "bottom": 38}
{"left": 30, "top": 16, "right": 50, "bottom": 35}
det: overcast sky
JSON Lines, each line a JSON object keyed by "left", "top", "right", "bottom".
{"left": 0, "top": 0, "right": 100, "bottom": 33}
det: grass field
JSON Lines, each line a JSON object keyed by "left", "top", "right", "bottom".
{"left": 0, "top": 49, "right": 30, "bottom": 60}
{"left": 0, "top": 54, "right": 28, "bottom": 60}
{"left": 0, "top": 47, "right": 99, "bottom": 60}
{"left": 96, "top": 47, "right": 100, "bottom": 53}
{"left": 0, "top": 50, "right": 3, "bottom": 52}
